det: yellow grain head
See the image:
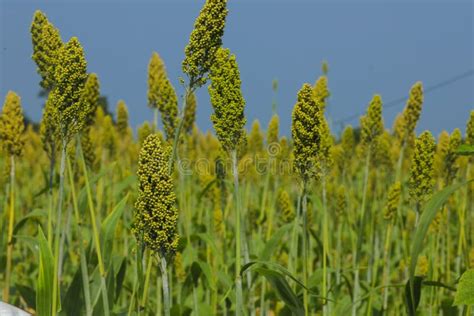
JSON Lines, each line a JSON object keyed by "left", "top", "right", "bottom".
{"left": 182, "top": 0, "right": 228, "bottom": 87}
{"left": 133, "top": 134, "right": 179, "bottom": 256}
{"left": 0, "top": 91, "right": 25, "bottom": 157}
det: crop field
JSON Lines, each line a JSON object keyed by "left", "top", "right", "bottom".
{"left": 0, "top": 1, "right": 473, "bottom": 315}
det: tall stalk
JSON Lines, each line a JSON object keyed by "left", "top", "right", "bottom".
{"left": 159, "top": 256, "right": 171, "bottom": 316}
{"left": 321, "top": 175, "right": 330, "bottom": 315}
{"left": 3, "top": 155, "right": 15, "bottom": 302}
{"left": 47, "top": 152, "right": 56, "bottom": 248}
{"left": 352, "top": 148, "right": 371, "bottom": 316}
{"left": 231, "top": 149, "right": 244, "bottom": 316}
{"left": 67, "top": 158, "right": 92, "bottom": 316}
{"left": 79, "top": 142, "right": 110, "bottom": 316}
{"left": 301, "top": 182, "right": 309, "bottom": 316}
{"left": 52, "top": 141, "right": 66, "bottom": 315}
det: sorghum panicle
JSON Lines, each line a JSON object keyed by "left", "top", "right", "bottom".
{"left": 31, "top": 11, "right": 63, "bottom": 90}
{"left": 0, "top": 91, "right": 25, "bottom": 157}
{"left": 183, "top": 92, "right": 197, "bottom": 135}
{"left": 182, "top": 0, "right": 228, "bottom": 87}
{"left": 360, "top": 94, "right": 383, "bottom": 148}
{"left": 291, "top": 83, "right": 322, "bottom": 181}
{"left": 133, "top": 134, "right": 179, "bottom": 256}
{"left": 116, "top": 100, "right": 129, "bottom": 137}
{"left": 267, "top": 114, "right": 280, "bottom": 145}
{"left": 147, "top": 53, "right": 178, "bottom": 140}
{"left": 383, "top": 181, "right": 401, "bottom": 220}
{"left": 409, "top": 131, "right": 436, "bottom": 208}
{"left": 312, "top": 75, "right": 330, "bottom": 110}
{"left": 208, "top": 48, "right": 246, "bottom": 152}
{"left": 403, "top": 82, "right": 423, "bottom": 140}
{"left": 278, "top": 189, "right": 294, "bottom": 223}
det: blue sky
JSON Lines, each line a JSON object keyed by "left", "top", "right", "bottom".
{"left": 0, "top": 0, "right": 473, "bottom": 137}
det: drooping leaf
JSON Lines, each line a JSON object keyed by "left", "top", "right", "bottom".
{"left": 197, "top": 260, "right": 216, "bottom": 290}
{"left": 12, "top": 209, "right": 47, "bottom": 243}
{"left": 100, "top": 194, "right": 128, "bottom": 266}
{"left": 253, "top": 267, "right": 304, "bottom": 316}
{"left": 405, "top": 276, "right": 423, "bottom": 316}
{"left": 409, "top": 181, "right": 472, "bottom": 308}
{"left": 260, "top": 223, "right": 292, "bottom": 261}
{"left": 454, "top": 269, "right": 474, "bottom": 306}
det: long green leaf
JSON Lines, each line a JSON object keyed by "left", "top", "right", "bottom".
{"left": 408, "top": 181, "right": 473, "bottom": 311}
{"left": 260, "top": 223, "right": 292, "bottom": 261}
{"left": 100, "top": 194, "right": 128, "bottom": 266}
{"left": 456, "top": 144, "right": 474, "bottom": 156}
{"left": 253, "top": 267, "right": 304, "bottom": 316}
{"left": 36, "top": 226, "right": 54, "bottom": 316}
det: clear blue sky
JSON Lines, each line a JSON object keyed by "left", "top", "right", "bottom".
{"left": 1, "top": 0, "right": 473, "bottom": 137}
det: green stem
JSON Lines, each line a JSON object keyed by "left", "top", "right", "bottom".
{"left": 160, "top": 256, "right": 171, "bottom": 316}
{"left": 352, "top": 148, "right": 371, "bottom": 316}
{"left": 67, "top": 158, "right": 92, "bottom": 316}
{"left": 154, "top": 108, "right": 159, "bottom": 132}
{"left": 3, "top": 155, "right": 15, "bottom": 302}
{"left": 169, "top": 86, "right": 193, "bottom": 175}
{"left": 141, "top": 251, "right": 153, "bottom": 309}
{"left": 79, "top": 142, "right": 109, "bottom": 316}
{"left": 301, "top": 182, "right": 309, "bottom": 316}
{"left": 322, "top": 174, "right": 330, "bottom": 316}
{"left": 52, "top": 142, "right": 66, "bottom": 315}
{"left": 47, "top": 153, "right": 55, "bottom": 249}
{"left": 231, "top": 150, "right": 243, "bottom": 316}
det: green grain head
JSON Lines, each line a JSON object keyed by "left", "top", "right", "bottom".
{"left": 51, "top": 37, "right": 88, "bottom": 142}
{"left": 81, "top": 73, "right": 100, "bottom": 127}
{"left": 147, "top": 53, "right": 178, "bottom": 140}
{"left": 209, "top": 48, "right": 246, "bottom": 152}
{"left": 291, "top": 83, "right": 322, "bottom": 181}
{"left": 383, "top": 181, "right": 401, "bottom": 220}
{"left": 360, "top": 94, "right": 383, "bottom": 148}
{"left": 133, "top": 134, "right": 179, "bottom": 256}
{"left": 0, "top": 91, "right": 25, "bottom": 157}
{"left": 183, "top": 92, "right": 197, "bottom": 135}
{"left": 267, "top": 114, "right": 280, "bottom": 145}
{"left": 466, "top": 110, "right": 474, "bottom": 145}
{"left": 116, "top": 100, "right": 129, "bottom": 137}
{"left": 402, "top": 82, "right": 423, "bottom": 140}
{"left": 182, "top": 0, "right": 228, "bottom": 87}
{"left": 444, "top": 128, "right": 462, "bottom": 185}
{"left": 312, "top": 75, "right": 330, "bottom": 110}
{"left": 138, "top": 121, "right": 153, "bottom": 146}
{"left": 409, "top": 131, "right": 436, "bottom": 209}
{"left": 278, "top": 189, "right": 294, "bottom": 223}
{"left": 31, "top": 11, "right": 63, "bottom": 90}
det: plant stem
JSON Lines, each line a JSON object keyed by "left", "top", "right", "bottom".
{"left": 3, "top": 155, "right": 15, "bottom": 302}
{"left": 301, "top": 182, "right": 309, "bottom": 316}
{"left": 169, "top": 86, "right": 193, "bottom": 174}
{"left": 47, "top": 152, "right": 55, "bottom": 248}
{"left": 352, "top": 148, "right": 371, "bottom": 316}
{"left": 52, "top": 142, "right": 66, "bottom": 315}
{"left": 154, "top": 108, "right": 159, "bottom": 132}
{"left": 160, "top": 256, "right": 171, "bottom": 316}
{"left": 79, "top": 142, "right": 110, "bottom": 316}
{"left": 141, "top": 251, "right": 153, "bottom": 309}
{"left": 67, "top": 157, "right": 92, "bottom": 316}
{"left": 231, "top": 150, "right": 244, "bottom": 316}
{"left": 322, "top": 174, "right": 330, "bottom": 316}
